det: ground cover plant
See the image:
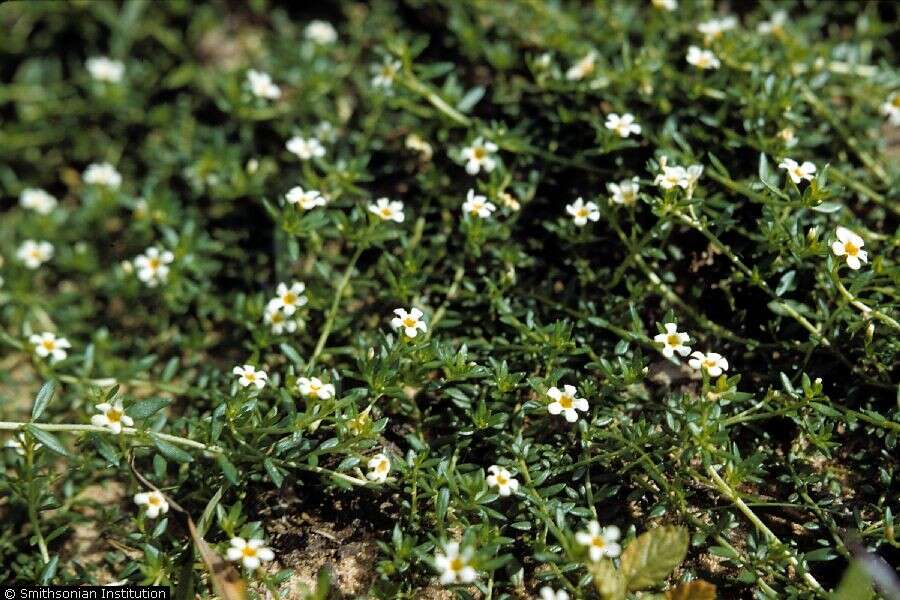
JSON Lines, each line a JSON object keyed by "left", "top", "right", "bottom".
{"left": 0, "top": 0, "right": 899, "bottom": 598}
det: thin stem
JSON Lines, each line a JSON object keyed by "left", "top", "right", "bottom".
{"left": 308, "top": 245, "right": 366, "bottom": 372}
{"left": 0, "top": 422, "right": 222, "bottom": 453}
{"left": 830, "top": 270, "right": 900, "bottom": 331}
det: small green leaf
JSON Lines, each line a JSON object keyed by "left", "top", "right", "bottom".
{"left": 152, "top": 435, "right": 193, "bottom": 463}
{"left": 620, "top": 526, "right": 689, "bottom": 591}
{"left": 128, "top": 397, "right": 171, "bottom": 420}
{"left": 26, "top": 424, "right": 69, "bottom": 457}
{"left": 32, "top": 380, "right": 57, "bottom": 421}
{"left": 264, "top": 458, "right": 284, "bottom": 488}
{"left": 832, "top": 560, "right": 873, "bottom": 600}
{"left": 218, "top": 455, "right": 239, "bottom": 485}
{"left": 39, "top": 554, "right": 59, "bottom": 584}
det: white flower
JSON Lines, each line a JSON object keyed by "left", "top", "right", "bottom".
{"left": 565, "top": 198, "right": 600, "bottom": 226}
{"left": 91, "top": 401, "right": 134, "bottom": 434}
{"left": 461, "top": 138, "right": 499, "bottom": 175}
{"left": 285, "top": 186, "right": 326, "bottom": 209}
{"left": 566, "top": 52, "right": 597, "bottom": 81}
{"left": 698, "top": 16, "right": 738, "bottom": 40}
{"left": 305, "top": 20, "right": 337, "bottom": 44}
{"left": 757, "top": 10, "right": 787, "bottom": 35}
{"left": 831, "top": 227, "right": 868, "bottom": 270}
{"left": 576, "top": 522, "right": 621, "bottom": 562}
{"left": 684, "top": 164, "right": 704, "bottom": 198}
{"left": 434, "top": 542, "right": 477, "bottom": 585}
{"left": 547, "top": 385, "right": 589, "bottom": 423}
{"left": 651, "top": 0, "right": 677, "bottom": 10}
{"left": 83, "top": 162, "right": 122, "bottom": 189}
{"left": 17, "top": 240, "right": 54, "bottom": 269}
{"left": 270, "top": 281, "right": 307, "bottom": 316}
{"left": 880, "top": 93, "right": 900, "bottom": 126}
{"left": 4, "top": 433, "right": 41, "bottom": 456}
{"left": 298, "top": 377, "right": 336, "bottom": 400}
{"left": 391, "top": 307, "right": 427, "bottom": 338}
{"left": 226, "top": 538, "right": 274, "bottom": 571}
{"left": 687, "top": 46, "right": 721, "bottom": 70}
{"left": 264, "top": 303, "right": 300, "bottom": 334}
{"left": 29, "top": 332, "right": 71, "bottom": 363}
{"left": 778, "top": 158, "right": 816, "bottom": 184}
{"left": 486, "top": 465, "right": 519, "bottom": 496}
{"left": 405, "top": 133, "right": 433, "bottom": 160}
{"left": 372, "top": 59, "right": 401, "bottom": 89}
{"left": 605, "top": 113, "right": 641, "bottom": 138}
{"left": 86, "top": 57, "right": 125, "bottom": 83}
{"left": 134, "top": 247, "right": 174, "bottom": 287}
{"left": 608, "top": 177, "right": 640, "bottom": 206}
{"left": 654, "top": 165, "right": 689, "bottom": 190}
{"left": 653, "top": 323, "right": 691, "bottom": 358}
{"left": 367, "top": 453, "right": 391, "bottom": 482}
{"left": 246, "top": 69, "right": 281, "bottom": 100}
{"left": 369, "top": 198, "right": 405, "bottom": 223}
{"left": 286, "top": 136, "right": 325, "bottom": 160}
{"left": 539, "top": 588, "right": 570, "bottom": 600}
{"left": 498, "top": 192, "right": 521, "bottom": 211}
{"left": 134, "top": 491, "right": 169, "bottom": 519}
{"left": 233, "top": 364, "right": 268, "bottom": 389}
{"left": 19, "top": 188, "right": 58, "bottom": 214}
{"left": 688, "top": 351, "right": 729, "bottom": 377}
{"left": 462, "top": 189, "right": 496, "bottom": 219}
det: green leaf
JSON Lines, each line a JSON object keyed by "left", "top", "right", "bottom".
{"left": 26, "top": 424, "right": 69, "bottom": 457}
{"left": 264, "top": 458, "right": 284, "bottom": 488}
{"left": 152, "top": 435, "right": 193, "bottom": 463}
{"left": 590, "top": 558, "right": 627, "bottom": 600}
{"left": 832, "top": 560, "right": 873, "bottom": 600}
{"left": 775, "top": 270, "right": 796, "bottom": 297}
{"left": 217, "top": 455, "right": 239, "bottom": 485}
{"left": 32, "top": 380, "right": 57, "bottom": 421}
{"left": 128, "top": 397, "right": 172, "bottom": 420}
{"left": 620, "top": 526, "right": 689, "bottom": 591}
{"left": 39, "top": 554, "right": 59, "bottom": 584}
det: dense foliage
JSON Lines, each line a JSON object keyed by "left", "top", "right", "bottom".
{"left": 1, "top": 1, "right": 898, "bottom": 598}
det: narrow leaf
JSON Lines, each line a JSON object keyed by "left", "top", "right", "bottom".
{"left": 26, "top": 425, "right": 69, "bottom": 457}
{"left": 32, "top": 380, "right": 57, "bottom": 421}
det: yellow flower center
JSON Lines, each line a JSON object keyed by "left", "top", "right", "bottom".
{"left": 697, "top": 56, "right": 711, "bottom": 68}
{"left": 558, "top": 395, "right": 574, "bottom": 410}
{"left": 450, "top": 557, "right": 464, "bottom": 572}
{"left": 30, "top": 249, "right": 42, "bottom": 259}
{"left": 148, "top": 495, "right": 161, "bottom": 506}
{"left": 282, "top": 292, "right": 297, "bottom": 305}
{"left": 245, "top": 372, "right": 256, "bottom": 381}
{"left": 242, "top": 546, "right": 257, "bottom": 558}
{"left": 271, "top": 312, "right": 284, "bottom": 323}
{"left": 893, "top": 96, "right": 900, "bottom": 108}
{"left": 496, "top": 473, "right": 508, "bottom": 485}
{"left": 376, "top": 460, "right": 388, "bottom": 472}
{"left": 380, "top": 207, "right": 393, "bottom": 218}
{"left": 667, "top": 334, "right": 681, "bottom": 347}
{"left": 42, "top": 340, "right": 56, "bottom": 351}
{"left": 106, "top": 408, "right": 122, "bottom": 423}
{"left": 844, "top": 241, "right": 859, "bottom": 257}
{"left": 592, "top": 536, "right": 606, "bottom": 548}
{"left": 148, "top": 257, "right": 160, "bottom": 270}
{"left": 403, "top": 317, "right": 417, "bottom": 328}
{"left": 473, "top": 146, "right": 487, "bottom": 159}
{"left": 704, "top": 359, "right": 717, "bottom": 369}
{"left": 576, "top": 207, "right": 589, "bottom": 217}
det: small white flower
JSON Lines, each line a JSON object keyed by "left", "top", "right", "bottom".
{"left": 17, "top": 240, "right": 54, "bottom": 269}
{"left": 19, "top": 188, "right": 58, "bottom": 214}
{"left": 226, "top": 537, "right": 274, "bottom": 571}
{"left": 462, "top": 189, "right": 496, "bottom": 219}
{"left": 605, "top": 113, "right": 641, "bottom": 138}
{"left": 264, "top": 304, "right": 300, "bottom": 334}
{"left": 285, "top": 186, "right": 326, "bottom": 209}
{"left": 831, "top": 227, "right": 868, "bottom": 270}
{"left": 270, "top": 281, "right": 307, "bottom": 316}
{"left": 134, "top": 491, "right": 169, "bottom": 519}
{"left": 434, "top": 542, "right": 477, "bottom": 585}
{"left": 654, "top": 165, "right": 689, "bottom": 190}
{"left": 757, "top": 10, "right": 787, "bottom": 35}
{"left": 298, "top": 377, "right": 336, "bottom": 400}
{"left": 83, "top": 162, "right": 122, "bottom": 189}
{"left": 29, "top": 332, "right": 71, "bottom": 363}
{"left": 651, "top": 0, "right": 677, "bottom": 10}
{"left": 391, "top": 307, "right": 427, "bottom": 338}
{"left": 608, "top": 177, "right": 640, "bottom": 206}
{"left": 539, "top": 588, "right": 570, "bottom": 600}
{"left": 86, "top": 57, "right": 125, "bottom": 83}
{"left": 286, "top": 136, "right": 325, "bottom": 160}
{"left": 4, "top": 433, "right": 41, "bottom": 456}
{"left": 688, "top": 351, "right": 729, "bottom": 377}
{"left": 498, "top": 192, "right": 521, "bottom": 211}
{"left": 91, "top": 401, "right": 134, "bottom": 434}
{"left": 576, "top": 522, "right": 621, "bottom": 562}
{"left": 134, "top": 247, "right": 174, "bottom": 287}
{"left": 369, "top": 198, "right": 405, "bottom": 223}
{"left": 461, "top": 138, "right": 499, "bottom": 175}
{"left": 486, "top": 465, "right": 519, "bottom": 496}
{"left": 246, "top": 69, "right": 281, "bottom": 100}
{"left": 305, "top": 20, "right": 337, "bottom": 44}
{"left": 686, "top": 46, "right": 721, "bottom": 70}
{"left": 566, "top": 51, "right": 597, "bottom": 81}
{"left": 653, "top": 323, "right": 691, "bottom": 358}
{"left": 233, "top": 364, "right": 268, "bottom": 389}
{"left": 880, "top": 93, "right": 900, "bottom": 126}
{"left": 371, "top": 59, "right": 401, "bottom": 89}
{"left": 367, "top": 453, "right": 391, "bottom": 482}
{"left": 684, "top": 164, "right": 704, "bottom": 198}
{"left": 565, "top": 198, "right": 600, "bottom": 226}
{"left": 405, "top": 133, "right": 433, "bottom": 160}
{"left": 778, "top": 158, "right": 816, "bottom": 184}
{"left": 698, "top": 16, "right": 738, "bottom": 40}
{"left": 547, "top": 385, "right": 589, "bottom": 423}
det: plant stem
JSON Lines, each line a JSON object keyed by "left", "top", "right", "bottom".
{"left": 830, "top": 270, "right": 900, "bottom": 331}
{"left": 308, "top": 245, "right": 366, "bottom": 372}
{"left": 0, "top": 421, "right": 222, "bottom": 453}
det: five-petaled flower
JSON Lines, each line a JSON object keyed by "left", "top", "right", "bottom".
{"left": 462, "top": 189, "right": 496, "bottom": 219}
{"left": 565, "top": 197, "right": 600, "bottom": 226}
{"left": 30, "top": 332, "right": 71, "bottom": 363}
{"left": 233, "top": 364, "right": 268, "bottom": 389}
{"left": 547, "top": 385, "right": 589, "bottom": 423}
{"left": 576, "top": 521, "right": 622, "bottom": 561}
{"left": 486, "top": 465, "right": 519, "bottom": 496}
{"left": 226, "top": 537, "right": 275, "bottom": 570}
{"left": 461, "top": 138, "right": 499, "bottom": 175}
{"left": 687, "top": 46, "right": 721, "bottom": 70}
{"left": 134, "top": 491, "right": 170, "bottom": 519}
{"left": 86, "top": 57, "right": 125, "bottom": 83}
{"left": 286, "top": 186, "right": 326, "bottom": 209}
{"left": 655, "top": 164, "right": 689, "bottom": 190}
{"left": 369, "top": 198, "right": 405, "bottom": 222}
{"left": 372, "top": 59, "right": 401, "bottom": 89}
{"left": 391, "top": 307, "right": 427, "bottom": 338}
{"left": 653, "top": 323, "right": 691, "bottom": 358}
{"left": 246, "top": 69, "right": 281, "bottom": 100}
{"left": 831, "top": 227, "right": 867, "bottom": 270}
{"left": 305, "top": 20, "right": 337, "bottom": 44}
{"left": 367, "top": 453, "right": 391, "bottom": 482}
{"left": 286, "top": 136, "right": 325, "bottom": 160}
{"left": 688, "top": 351, "right": 729, "bottom": 377}
{"left": 134, "top": 247, "right": 174, "bottom": 287}
{"left": 605, "top": 113, "right": 641, "bottom": 138}
{"left": 83, "top": 162, "right": 122, "bottom": 188}
{"left": 17, "top": 240, "right": 54, "bottom": 269}
{"left": 91, "top": 401, "right": 134, "bottom": 434}
{"left": 435, "top": 542, "right": 477, "bottom": 585}
{"left": 270, "top": 281, "right": 308, "bottom": 316}
{"left": 566, "top": 52, "right": 597, "bottom": 81}
{"left": 778, "top": 158, "right": 816, "bottom": 184}
{"left": 264, "top": 304, "right": 300, "bottom": 334}
{"left": 608, "top": 177, "right": 640, "bottom": 206}
{"left": 20, "top": 188, "right": 57, "bottom": 214}
{"left": 697, "top": 16, "right": 737, "bottom": 40}
{"left": 298, "top": 377, "right": 336, "bottom": 400}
